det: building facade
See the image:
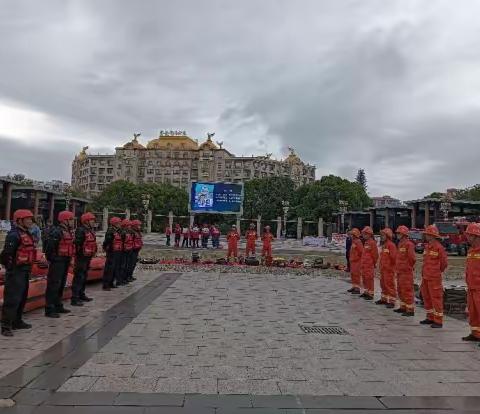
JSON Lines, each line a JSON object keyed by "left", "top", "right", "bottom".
{"left": 71, "top": 132, "right": 316, "bottom": 197}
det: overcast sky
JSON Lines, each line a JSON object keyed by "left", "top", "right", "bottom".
{"left": 1, "top": 0, "right": 479, "bottom": 200}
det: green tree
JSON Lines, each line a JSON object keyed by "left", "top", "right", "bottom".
{"left": 294, "top": 175, "right": 371, "bottom": 221}
{"left": 243, "top": 177, "right": 296, "bottom": 220}
{"left": 355, "top": 168, "right": 367, "bottom": 192}
{"left": 424, "top": 192, "right": 444, "bottom": 199}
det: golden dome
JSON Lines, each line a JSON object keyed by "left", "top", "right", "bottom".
{"left": 199, "top": 136, "right": 218, "bottom": 150}
{"left": 147, "top": 133, "right": 198, "bottom": 150}
{"left": 123, "top": 135, "right": 145, "bottom": 150}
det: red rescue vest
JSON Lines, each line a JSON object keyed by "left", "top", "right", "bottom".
{"left": 83, "top": 230, "right": 97, "bottom": 257}
{"left": 112, "top": 231, "right": 123, "bottom": 252}
{"left": 124, "top": 232, "right": 134, "bottom": 251}
{"left": 16, "top": 231, "right": 36, "bottom": 265}
{"left": 133, "top": 231, "right": 143, "bottom": 250}
{"left": 58, "top": 228, "right": 75, "bottom": 257}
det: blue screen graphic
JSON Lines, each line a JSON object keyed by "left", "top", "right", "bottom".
{"left": 189, "top": 182, "right": 243, "bottom": 214}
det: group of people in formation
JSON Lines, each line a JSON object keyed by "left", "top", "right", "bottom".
{"left": 0, "top": 210, "right": 143, "bottom": 337}
{"left": 165, "top": 222, "right": 275, "bottom": 261}
{"left": 348, "top": 224, "right": 480, "bottom": 343}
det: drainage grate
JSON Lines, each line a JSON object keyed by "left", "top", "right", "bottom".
{"left": 299, "top": 324, "right": 349, "bottom": 335}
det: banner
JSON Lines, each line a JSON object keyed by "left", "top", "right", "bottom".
{"left": 303, "top": 236, "right": 327, "bottom": 247}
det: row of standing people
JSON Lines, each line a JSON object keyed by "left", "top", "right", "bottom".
{"left": 0, "top": 210, "right": 143, "bottom": 337}
{"left": 166, "top": 223, "right": 221, "bottom": 248}
{"left": 348, "top": 224, "right": 480, "bottom": 343}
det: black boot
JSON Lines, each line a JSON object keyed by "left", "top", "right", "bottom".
{"left": 71, "top": 299, "right": 84, "bottom": 307}
{"left": 347, "top": 288, "right": 354, "bottom": 293}
{"left": 102, "top": 286, "right": 111, "bottom": 291}
{"left": 56, "top": 306, "right": 71, "bottom": 314}
{"left": 431, "top": 323, "right": 443, "bottom": 328}
{"left": 420, "top": 319, "right": 434, "bottom": 325}
{"left": 462, "top": 334, "right": 480, "bottom": 342}
{"left": 1, "top": 326, "right": 13, "bottom": 337}
{"left": 351, "top": 288, "right": 360, "bottom": 294}
{"left": 393, "top": 308, "right": 404, "bottom": 313}
{"left": 375, "top": 299, "right": 386, "bottom": 305}
{"left": 385, "top": 303, "right": 395, "bottom": 309}
{"left": 45, "top": 307, "right": 60, "bottom": 318}
{"left": 12, "top": 321, "right": 32, "bottom": 330}
{"left": 80, "top": 295, "right": 93, "bottom": 302}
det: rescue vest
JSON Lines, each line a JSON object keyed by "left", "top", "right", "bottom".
{"left": 16, "top": 231, "right": 36, "bottom": 266}
{"left": 124, "top": 232, "right": 134, "bottom": 251}
{"left": 112, "top": 231, "right": 123, "bottom": 252}
{"left": 57, "top": 228, "right": 75, "bottom": 257}
{"left": 211, "top": 227, "right": 220, "bottom": 237}
{"left": 133, "top": 231, "right": 143, "bottom": 249}
{"left": 83, "top": 230, "right": 97, "bottom": 257}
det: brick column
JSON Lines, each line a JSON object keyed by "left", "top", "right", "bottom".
{"left": 297, "top": 217, "right": 303, "bottom": 240}
{"left": 125, "top": 208, "right": 131, "bottom": 220}
{"left": 147, "top": 210, "right": 152, "bottom": 233}
{"left": 318, "top": 217, "right": 324, "bottom": 237}
{"left": 168, "top": 211, "right": 174, "bottom": 230}
{"left": 190, "top": 214, "right": 195, "bottom": 226}
{"left": 384, "top": 208, "right": 389, "bottom": 229}
{"left": 236, "top": 215, "right": 241, "bottom": 232}
{"left": 102, "top": 207, "right": 109, "bottom": 231}
{"left": 4, "top": 182, "right": 12, "bottom": 220}
{"left": 48, "top": 193, "right": 55, "bottom": 223}
{"left": 33, "top": 191, "right": 40, "bottom": 218}
{"left": 411, "top": 204, "right": 417, "bottom": 228}
{"left": 276, "top": 216, "right": 282, "bottom": 239}
{"left": 424, "top": 202, "right": 430, "bottom": 227}
{"left": 369, "top": 210, "right": 375, "bottom": 228}
{"left": 257, "top": 215, "right": 261, "bottom": 235}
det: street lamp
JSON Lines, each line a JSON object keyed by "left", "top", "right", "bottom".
{"left": 281, "top": 200, "right": 290, "bottom": 238}
{"left": 141, "top": 194, "right": 151, "bottom": 232}
{"left": 339, "top": 200, "right": 348, "bottom": 233}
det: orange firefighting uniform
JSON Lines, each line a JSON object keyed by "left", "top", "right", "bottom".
{"left": 227, "top": 230, "right": 240, "bottom": 259}
{"left": 262, "top": 232, "right": 274, "bottom": 258}
{"left": 349, "top": 238, "right": 364, "bottom": 289}
{"left": 379, "top": 239, "right": 397, "bottom": 304}
{"left": 421, "top": 239, "right": 447, "bottom": 324}
{"left": 361, "top": 238, "right": 379, "bottom": 296}
{"left": 245, "top": 230, "right": 257, "bottom": 256}
{"left": 395, "top": 238, "right": 416, "bottom": 312}
{"left": 466, "top": 246, "right": 480, "bottom": 339}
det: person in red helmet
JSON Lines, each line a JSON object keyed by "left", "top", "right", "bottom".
{"left": 227, "top": 224, "right": 240, "bottom": 261}
{"left": 129, "top": 220, "right": 143, "bottom": 281}
{"left": 44, "top": 211, "right": 75, "bottom": 317}
{"left": 262, "top": 225, "right": 274, "bottom": 260}
{"left": 245, "top": 223, "right": 258, "bottom": 257}
{"left": 102, "top": 216, "right": 123, "bottom": 290}
{"left": 121, "top": 219, "right": 134, "bottom": 284}
{"left": 347, "top": 228, "right": 363, "bottom": 294}
{"left": 360, "top": 226, "right": 378, "bottom": 300}
{"left": 377, "top": 228, "right": 397, "bottom": 308}
{"left": 420, "top": 225, "right": 448, "bottom": 328}
{"left": 394, "top": 225, "right": 416, "bottom": 316}
{"left": 72, "top": 212, "right": 97, "bottom": 306}
{"left": 1, "top": 210, "right": 35, "bottom": 337}
{"left": 462, "top": 223, "right": 480, "bottom": 342}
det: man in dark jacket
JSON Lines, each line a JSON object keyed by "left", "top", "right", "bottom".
{"left": 72, "top": 212, "right": 97, "bottom": 306}
{"left": 44, "top": 211, "right": 75, "bottom": 317}
{"left": 102, "top": 216, "right": 123, "bottom": 290}
{"left": 1, "top": 209, "right": 35, "bottom": 337}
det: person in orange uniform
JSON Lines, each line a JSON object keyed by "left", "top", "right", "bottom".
{"left": 360, "top": 226, "right": 378, "bottom": 300}
{"left": 262, "top": 225, "right": 274, "bottom": 260}
{"left": 245, "top": 223, "right": 257, "bottom": 256}
{"left": 462, "top": 223, "right": 480, "bottom": 342}
{"left": 394, "top": 225, "right": 416, "bottom": 316}
{"left": 377, "top": 228, "right": 397, "bottom": 308}
{"left": 227, "top": 224, "right": 240, "bottom": 261}
{"left": 347, "top": 228, "right": 363, "bottom": 294}
{"left": 420, "top": 225, "right": 448, "bottom": 328}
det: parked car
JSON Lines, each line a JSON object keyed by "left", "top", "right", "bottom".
{"left": 409, "top": 229, "right": 425, "bottom": 254}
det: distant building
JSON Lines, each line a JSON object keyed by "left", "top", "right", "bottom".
{"left": 71, "top": 131, "right": 316, "bottom": 197}
{"left": 371, "top": 195, "right": 403, "bottom": 208}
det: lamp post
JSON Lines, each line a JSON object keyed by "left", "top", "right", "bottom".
{"left": 282, "top": 200, "right": 290, "bottom": 238}
{"left": 141, "top": 194, "right": 151, "bottom": 232}
{"left": 339, "top": 200, "right": 348, "bottom": 233}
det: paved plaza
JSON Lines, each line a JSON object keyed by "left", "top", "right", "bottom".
{"left": 1, "top": 270, "right": 480, "bottom": 412}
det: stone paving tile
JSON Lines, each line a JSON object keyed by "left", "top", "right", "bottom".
{"left": 58, "top": 272, "right": 480, "bottom": 396}
{"left": 57, "top": 376, "right": 99, "bottom": 392}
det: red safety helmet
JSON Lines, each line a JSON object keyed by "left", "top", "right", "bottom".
{"left": 109, "top": 217, "right": 122, "bottom": 226}
{"left": 351, "top": 228, "right": 361, "bottom": 238}
{"left": 362, "top": 226, "right": 374, "bottom": 235}
{"left": 131, "top": 219, "right": 141, "bottom": 227}
{"left": 121, "top": 219, "right": 131, "bottom": 227}
{"left": 381, "top": 228, "right": 393, "bottom": 239}
{"left": 13, "top": 209, "right": 34, "bottom": 221}
{"left": 58, "top": 211, "right": 74, "bottom": 222}
{"left": 423, "top": 225, "right": 440, "bottom": 238}
{"left": 465, "top": 223, "right": 480, "bottom": 237}
{"left": 396, "top": 225, "right": 410, "bottom": 236}
{"left": 80, "top": 212, "right": 96, "bottom": 224}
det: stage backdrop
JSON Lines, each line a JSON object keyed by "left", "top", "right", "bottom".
{"left": 189, "top": 181, "right": 244, "bottom": 214}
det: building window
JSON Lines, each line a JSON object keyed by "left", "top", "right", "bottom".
{"left": 147, "top": 169, "right": 154, "bottom": 174}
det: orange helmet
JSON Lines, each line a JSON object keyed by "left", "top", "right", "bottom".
{"left": 362, "top": 226, "right": 374, "bottom": 235}
{"left": 13, "top": 209, "right": 34, "bottom": 221}
{"left": 351, "top": 228, "right": 361, "bottom": 238}
{"left": 58, "top": 211, "right": 74, "bottom": 222}
{"left": 423, "top": 225, "right": 440, "bottom": 238}
{"left": 131, "top": 219, "right": 142, "bottom": 227}
{"left": 381, "top": 228, "right": 393, "bottom": 239}
{"left": 109, "top": 217, "right": 122, "bottom": 226}
{"left": 396, "top": 225, "right": 409, "bottom": 236}
{"left": 465, "top": 223, "right": 480, "bottom": 237}
{"left": 121, "top": 219, "right": 131, "bottom": 227}
{"left": 80, "top": 212, "right": 96, "bottom": 224}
